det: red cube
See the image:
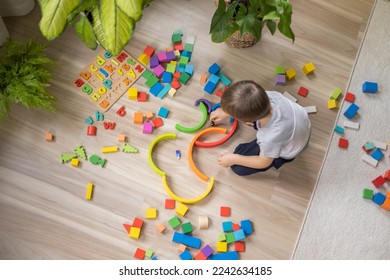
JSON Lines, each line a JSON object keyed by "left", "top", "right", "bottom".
{"left": 297, "top": 86, "right": 309, "bottom": 97}
{"left": 338, "top": 137, "right": 349, "bottom": 148}
{"left": 372, "top": 176, "right": 386, "bottom": 188}
{"left": 345, "top": 92, "right": 355, "bottom": 102}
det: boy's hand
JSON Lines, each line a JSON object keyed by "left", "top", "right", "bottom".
{"left": 210, "top": 108, "right": 229, "bottom": 124}
{"left": 218, "top": 153, "right": 237, "bottom": 167}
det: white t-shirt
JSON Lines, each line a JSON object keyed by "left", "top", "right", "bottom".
{"left": 256, "top": 91, "right": 311, "bottom": 159}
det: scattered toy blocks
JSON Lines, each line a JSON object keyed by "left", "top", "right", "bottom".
{"left": 181, "top": 222, "right": 193, "bottom": 234}
{"left": 330, "top": 88, "right": 342, "bottom": 100}
{"left": 143, "top": 122, "right": 153, "bottom": 134}
{"left": 152, "top": 117, "right": 164, "bottom": 128}
{"left": 129, "top": 226, "right": 141, "bottom": 239}
{"left": 240, "top": 219, "right": 253, "bottom": 234}
{"left": 86, "top": 183, "right": 94, "bottom": 200}
{"left": 168, "top": 216, "right": 181, "bottom": 229}
{"left": 371, "top": 148, "right": 384, "bottom": 161}
{"left": 158, "top": 107, "right": 169, "bottom": 118}
{"left": 137, "top": 91, "right": 148, "bottom": 102}
{"left": 208, "top": 63, "right": 221, "bottom": 74}
{"left": 372, "top": 192, "right": 386, "bottom": 205}
{"left": 101, "top": 146, "right": 119, "bottom": 153}
{"left": 133, "top": 112, "right": 144, "bottom": 124}
{"left": 216, "top": 241, "right": 228, "bottom": 252}
{"left": 334, "top": 125, "right": 345, "bottom": 134}
{"left": 176, "top": 203, "right": 189, "bottom": 217}
{"left": 328, "top": 99, "right": 339, "bottom": 109}
{"left": 235, "top": 241, "right": 245, "bottom": 252}
{"left": 345, "top": 92, "right": 355, "bottom": 102}
{"left": 132, "top": 217, "right": 144, "bottom": 228}
{"left": 363, "top": 189, "right": 374, "bottom": 199}
{"left": 45, "top": 132, "right": 54, "bottom": 141}
{"left": 134, "top": 248, "right": 146, "bottom": 260}
{"left": 157, "top": 223, "right": 166, "bottom": 233}
{"left": 172, "top": 232, "right": 201, "bottom": 248}
{"left": 275, "top": 74, "right": 286, "bottom": 86}
{"left": 165, "top": 198, "right": 175, "bottom": 209}
{"left": 199, "top": 216, "right": 209, "bottom": 229}
{"left": 274, "top": 65, "right": 285, "bottom": 75}
{"left": 71, "top": 158, "right": 79, "bottom": 167}
{"left": 343, "top": 103, "right": 359, "bottom": 119}
{"left": 285, "top": 68, "right": 297, "bottom": 80}
{"left": 87, "top": 125, "right": 97, "bottom": 136}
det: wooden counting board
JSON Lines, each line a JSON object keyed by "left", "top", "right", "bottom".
{"left": 73, "top": 49, "right": 145, "bottom": 112}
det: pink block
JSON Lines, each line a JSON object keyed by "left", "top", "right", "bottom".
{"left": 143, "top": 122, "right": 153, "bottom": 134}
{"left": 153, "top": 65, "right": 165, "bottom": 78}
{"left": 157, "top": 52, "right": 169, "bottom": 63}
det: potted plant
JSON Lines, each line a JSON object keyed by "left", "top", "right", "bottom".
{"left": 38, "top": 0, "right": 153, "bottom": 56}
{"left": 0, "top": 38, "right": 56, "bottom": 121}
{"left": 210, "top": 0, "right": 295, "bottom": 48}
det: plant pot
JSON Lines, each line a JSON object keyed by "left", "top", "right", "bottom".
{"left": 225, "top": 30, "right": 258, "bottom": 48}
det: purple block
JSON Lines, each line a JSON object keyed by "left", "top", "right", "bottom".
{"left": 150, "top": 57, "right": 159, "bottom": 68}
{"left": 275, "top": 74, "right": 286, "bottom": 86}
{"left": 166, "top": 51, "right": 176, "bottom": 61}
{"left": 201, "top": 245, "right": 213, "bottom": 258}
{"left": 153, "top": 64, "right": 165, "bottom": 78}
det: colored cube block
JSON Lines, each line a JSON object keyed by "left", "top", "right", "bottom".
{"left": 334, "top": 125, "right": 344, "bottom": 134}
{"left": 137, "top": 53, "right": 150, "bottom": 65}
{"left": 157, "top": 84, "right": 171, "bottom": 99}
{"left": 162, "top": 72, "right": 173, "bottom": 83}
{"left": 372, "top": 192, "right": 386, "bottom": 205}
{"left": 118, "top": 134, "right": 126, "bottom": 142}
{"left": 158, "top": 107, "right": 169, "bottom": 118}
{"left": 146, "top": 207, "right": 157, "bottom": 219}
{"left": 303, "top": 62, "right": 315, "bottom": 75}
{"left": 330, "top": 88, "right": 342, "bottom": 100}
{"left": 343, "top": 103, "right": 359, "bottom": 119}
{"left": 178, "top": 72, "right": 191, "bottom": 85}
{"left": 194, "top": 251, "right": 207, "bottom": 260}
{"left": 362, "top": 81, "right": 378, "bottom": 93}
{"left": 372, "top": 176, "right": 386, "bottom": 188}
{"left": 137, "top": 91, "right": 147, "bottom": 102}
{"left": 216, "top": 241, "right": 228, "bottom": 252}
{"left": 145, "top": 75, "right": 159, "bottom": 88}
{"left": 235, "top": 241, "right": 245, "bottom": 252}
{"left": 166, "top": 63, "right": 176, "bottom": 74}
{"left": 362, "top": 189, "right": 374, "bottom": 199}
{"left": 384, "top": 170, "right": 390, "bottom": 181}
{"left": 178, "top": 56, "right": 189, "bottom": 66}
{"left": 166, "top": 51, "right": 176, "bottom": 61}
{"left": 71, "top": 158, "right": 79, "bottom": 167}
{"left": 128, "top": 87, "right": 138, "bottom": 100}
{"left": 220, "top": 206, "right": 231, "bottom": 217}
{"left": 150, "top": 82, "right": 164, "bottom": 96}
{"left": 371, "top": 148, "right": 384, "bottom": 161}
{"left": 184, "top": 64, "right": 195, "bottom": 76}
{"left": 170, "top": 79, "right": 181, "bottom": 90}
{"left": 328, "top": 99, "right": 339, "bottom": 109}
{"left": 274, "top": 74, "right": 286, "bottom": 86}
{"left": 45, "top": 132, "right": 54, "bottom": 141}
{"left": 285, "top": 68, "right": 297, "bottom": 80}
{"left": 208, "top": 63, "right": 221, "bottom": 74}
{"left": 141, "top": 69, "right": 153, "bottom": 80}
{"left": 172, "top": 232, "right": 201, "bottom": 248}
{"left": 240, "top": 219, "right": 253, "bottom": 234}
{"left": 133, "top": 112, "right": 144, "bottom": 124}
{"left": 184, "top": 43, "right": 194, "bottom": 52}
{"left": 338, "top": 137, "right": 349, "bottom": 148}
{"left": 217, "top": 72, "right": 231, "bottom": 86}
{"left": 165, "top": 198, "right": 175, "bottom": 209}
{"left": 157, "top": 51, "right": 168, "bottom": 63}
{"left": 168, "top": 216, "right": 181, "bottom": 229}
{"left": 345, "top": 92, "right": 355, "bottom": 102}
{"left": 178, "top": 244, "right": 187, "bottom": 252}
{"left": 152, "top": 117, "right": 164, "bottom": 128}
{"left": 134, "top": 248, "right": 146, "bottom": 260}
{"left": 153, "top": 64, "right": 165, "bottom": 78}
{"left": 129, "top": 227, "right": 141, "bottom": 239}
{"left": 222, "top": 221, "right": 233, "bottom": 232}
{"left": 143, "top": 122, "right": 153, "bottom": 134}
{"left": 233, "top": 229, "right": 246, "bottom": 241}
{"left": 225, "top": 232, "right": 235, "bottom": 244}
{"left": 132, "top": 217, "right": 144, "bottom": 228}
{"left": 179, "top": 250, "right": 193, "bottom": 260}
{"left": 176, "top": 203, "right": 188, "bottom": 217}
{"left": 201, "top": 245, "right": 214, "bottom": 258}
{"left": 145, "top": 249, "right": 154, "bottom": 258}
{"left": 204, "top": 80, "right": 217, "bottom": 94}
{"left": 232, "top": 223, "right": 241, "bottom": 231}
{"left": 181, "top": 222, "right": 193, "bottom": 234}
{"left": 274, "top": 65, "right": 285, "bottom": 75}
{"left": 168, "top": 87, "right": 177, "bottom": 97}
{"left": 298, "top": 86, "right": 309, "bottom": 97}
{"left": 149, "top": 57, "right": 159, "bottom": 68}
{"left": 143, "top": 45, "right": 155, "bottom": 57}
{"left": 157, "top": 223, "right": 166, "bottom": 233}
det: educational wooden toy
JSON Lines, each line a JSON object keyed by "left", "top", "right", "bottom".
{"left": 74, "top": 145, "right": 87, "bottom": 160}
{"left": 175, "top": 102, "right": 208, "bottom": 134}
{"left": 181, "top": 222, "right": 193, "bottom": 234}
{"left": 282, "top": 91, "right": 298, "bottom": 103}
{"left": 199, "top": 216, "right": 209, "bottom": 229}
{"left": 274, "top": 65, "right": 285, "bottom": 75}
{"left": 338, "top": 137, "right": 349, "bottom": 148}
{"left": 71, "top": 158, "right": 79, "bottom": 167}
{"left": 362, "top": 81, "right": 378, "bottom": 93}
{"left": 176, "top": 203, "right": 189, "bottom": 216}
{"left": 172, "top": 232, "right": 201, "bottom": 248}
{"left": 285, "top": 68, "right": 297, "bottom": 80}
{"left": 134, "top": 248, "right": 146, "bottom": 260}
{"left": 298, "top": 86, "right": 308, "bottom": 97}
{"left": 45, "top": 132, "right": 54, "bottom": 141}
{"left": 72, "top": 49, "right": 145, "bottom": 112}
{"left": 362, "top": 153, "right": 378, "bottom": 167}
{"left": 372, "top": 192, "right": 386, "bottom": 205}
{"left": 362, "top": 188, "right": 374, "bottom": 199}
{"left": 86, "top": 183, "right": 94, "bottom": 200}
{"left": 372, "top": 176, "right": 385, "bottom": 188}
{"left": 303, "top": 62, "right": 315, "bottom": 75}
{"left": 220, "top": 206, "right": 231, "bottom": 217}
{"left": 146, "top": 208, "right": 157, "bottom": 219}
{"left": 345, "top": 92, "right": 355, "bottom": 102}
{"left": 165, "top": 198, "right": 175, "bottom": 209}
{"left": 101, "top": 146, "right": 119, "bottom": 153}
{"left": 343, "top": 103, "right": 359, "bottom": 119}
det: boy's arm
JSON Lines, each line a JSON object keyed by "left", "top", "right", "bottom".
{"left": 218, "top": 153, "right": 274, "bottom": 169}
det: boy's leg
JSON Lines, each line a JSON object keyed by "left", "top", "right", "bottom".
{"left": 230, "top": 139, "right": 273, "bottom": 176}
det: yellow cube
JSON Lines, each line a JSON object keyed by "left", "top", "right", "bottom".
{"left": 137, "top": 53, "right": 150, "bottom": 66}
{"left": 178, "top": 244, "right": 187, "bottom": 252}
{"left": 285, "top": 68, "right": 297, "bottom": 80}
{"left": 71, "top": 158, "right": 79, "bottom": 167}
{"left": 303, "top": 62, "right": 315, "bottom": 75}
{"left": 176, "top": 203, "right": 188, "bottom": 217}
{"left": 129, "top": 227, "right": 141, "bottom": 239}
{"left": 128, "top": 88, "right": 138, "bottom": 100}
{"left": 146, "top": 208, "right": 157, "bottom": 219}
{"left": 168, "top": 88, "right": 177, "bottom": 97}
{"left": 328, "top": 99, "right": 339, "bottom": 109}
{"left": 216, "top": 241, "right": 228, "bottom": 252}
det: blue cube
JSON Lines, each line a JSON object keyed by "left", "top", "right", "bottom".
{"left": 372, "top": 192, "right": 386, "bottom": 205}
{"left": 208, "top": 63, "right": 221, "bottom": 74}
{"left": 334, "top": 125, "right": 345, "bottom": 134}
{"left": 179, "top": 250, "right": 193, "bottom": 260}
{"left": 150, "top": 82, "right": 164, "bottom": 96}
{"left": 158, "top": 106, "right": 169, "bottom": 118}
{"left": 162, "top": 72, "right": 173, "bottom": 83}
{"left": 222, "top": 221, "right": 233, "bottom": 232}
{"left": 343, "top": 103, "right": 359, "bottom": 119}
{"left": 362, "top": 81, "right": 378, "bottom": 93}
{"left": 371, "top": 148, "right": 384, "bottom": 161}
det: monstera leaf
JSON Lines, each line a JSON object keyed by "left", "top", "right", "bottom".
{"left": 38, "top": 0, "right": 148, "bottom": 55}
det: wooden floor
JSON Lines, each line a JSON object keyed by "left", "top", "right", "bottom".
{"left": 0, "top": 0, "right": 374, "bottom": 260}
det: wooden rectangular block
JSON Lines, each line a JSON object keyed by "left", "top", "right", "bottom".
{"left": 283, "top": 91, "right": 297, "bottom": 102}
{"left": 133, "top": 112, "right": 144, "bottom": 124}
{"left": 86, "top": 183, "right": 94, "bottom": 200}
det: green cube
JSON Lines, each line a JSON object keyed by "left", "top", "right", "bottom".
{"left": 179, "top": 56, "right": 189, "bottom": 66}
{"left": 145, "top": 75, "right": 159, "bottom": 88}
{"left": 145, "top": 249, "right": 154, "bottom": 258}
{"left": 331, "top": 88, "right": 342, "bottom": 100}
{"left": 178, "top": 72, "right": 191, "bottom": 85}
{"left": 172, "top": 33, "right": 182, "bottom": 43}
{"left": 181, "top": 222, "right": 193, "bottom": 234}
{"left": 166, "top": 63, "right": 176, "bottom": 74}
{"left": 274, "top": 65, "right": 286, "bottom": 75}
{"left": 184, "top": 43, "right": 194, "bottom": 52}
{"left": 141, "top": 69, "right": 153, "bottom": 79}
{"left": 168, "top": 216, "right": 181, "bottom": 229}
{"left": 225, "top": 232, "right": 236, "bottom": 244}
{"left": 218, "top": 233, "right": 226, "bottom": 241}
{"left": 363, "top": 188, "right": 374, "bottom": 199}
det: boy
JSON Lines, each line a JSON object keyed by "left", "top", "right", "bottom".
{"left": 210, "top": 80, "right": 311, "bottom": 176}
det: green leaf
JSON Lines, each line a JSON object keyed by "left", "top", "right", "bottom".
{"left": 278, "top": 14, "right": 295, "bottom": 41}
{"left": 266, "top": 21, "right": 276, "bottom": 35}
{"left": 39, "top": 0, "right": 83, "bottom": 40}
{"left": 262, "top": 11, "right": 280, "bottom": 21}
{"left": 117, "top": 0, "right": 143, "bottom": 21}
{"left": 236, "top": 10, "right": 263, "bottom": 41}
{"left": 92, "top": 0, "right": 135, "bottom": 55}
{"left": 75, "top": 14, "right": 98, "bottom": 50}
{"left": 209, "top": 0, "right": 239, "bottom": 43}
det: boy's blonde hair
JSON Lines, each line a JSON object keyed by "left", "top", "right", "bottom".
{"left": 221, "top": 80, "right": 270, "bottom": 122}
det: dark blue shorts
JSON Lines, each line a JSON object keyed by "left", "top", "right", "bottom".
{"left": 231, "top": 139, "right": 295, "bottom": 176}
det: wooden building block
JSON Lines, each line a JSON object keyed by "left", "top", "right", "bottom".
{"left": 303, "top": 62, "right": 315, "bottom": 75}
{"left": 199, "top": 216, "right": 209, "bottom": 229}
{"left": 133, "top": 112, "right": 144, "bottom": 124}
{"left": 328, "top": 99, "right": 339, "bottom": 109}
{"left": 134, "top": 248, "right": 146, "bottom": 260}
{"left": 156, "top": 223, "right": 166, "bottom": 233}
{"left": 298, "top": 86, "right": 308, "bottom": 97}
{"left": 143, "top": 122, "right": 153, "bottom": 134}
{"left": 283, "top": 91, "right": 297, "bottom": 102}
{"left": 165, "top": 198, "right": 175, "bottom": 209}
{"left": 127, "top": 87, "right": 138, "bottom": 100}
{"left": 216, "top": 241, "right": 228, "bottom": 252}
{"left": 338, "top": 137, "right": 349, "bottom": 148}
{"left": 176, "top": 203, "right": 188, "bottom": 216}
{"left": 285, "top": 68, "right": 297, "bottom": 80}
{"left": 45, "top": 132, "right": 54, "bottom": 141}
{"left": 152, "top": 117, "right": 163, "bottom": 128}
{"left": 71, "top": 158, "right": 79, "bottom": 167}
{"left": 129, "top": 227, "right": 141, "bottom": 239}
{"left": 220, "top": 206, "right": 231, "bottom": 217}
{"left": 137, "top": 91, "right": 147, "bottom": 102}
{"left": 146, "top": 208, "right": 157, "bottom": 219}
{"left": 345, "top": 92, "right": 355, "bottom": 102}
{"left": 86, "top": 183, "right": 94, "bottom": 200}
{"left": 372, "top": 176, "right": 385, "bottom": 188}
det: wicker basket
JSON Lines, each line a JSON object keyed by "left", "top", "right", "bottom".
{"left": 213, "top": 0, "right": 259, "bottom": 48}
